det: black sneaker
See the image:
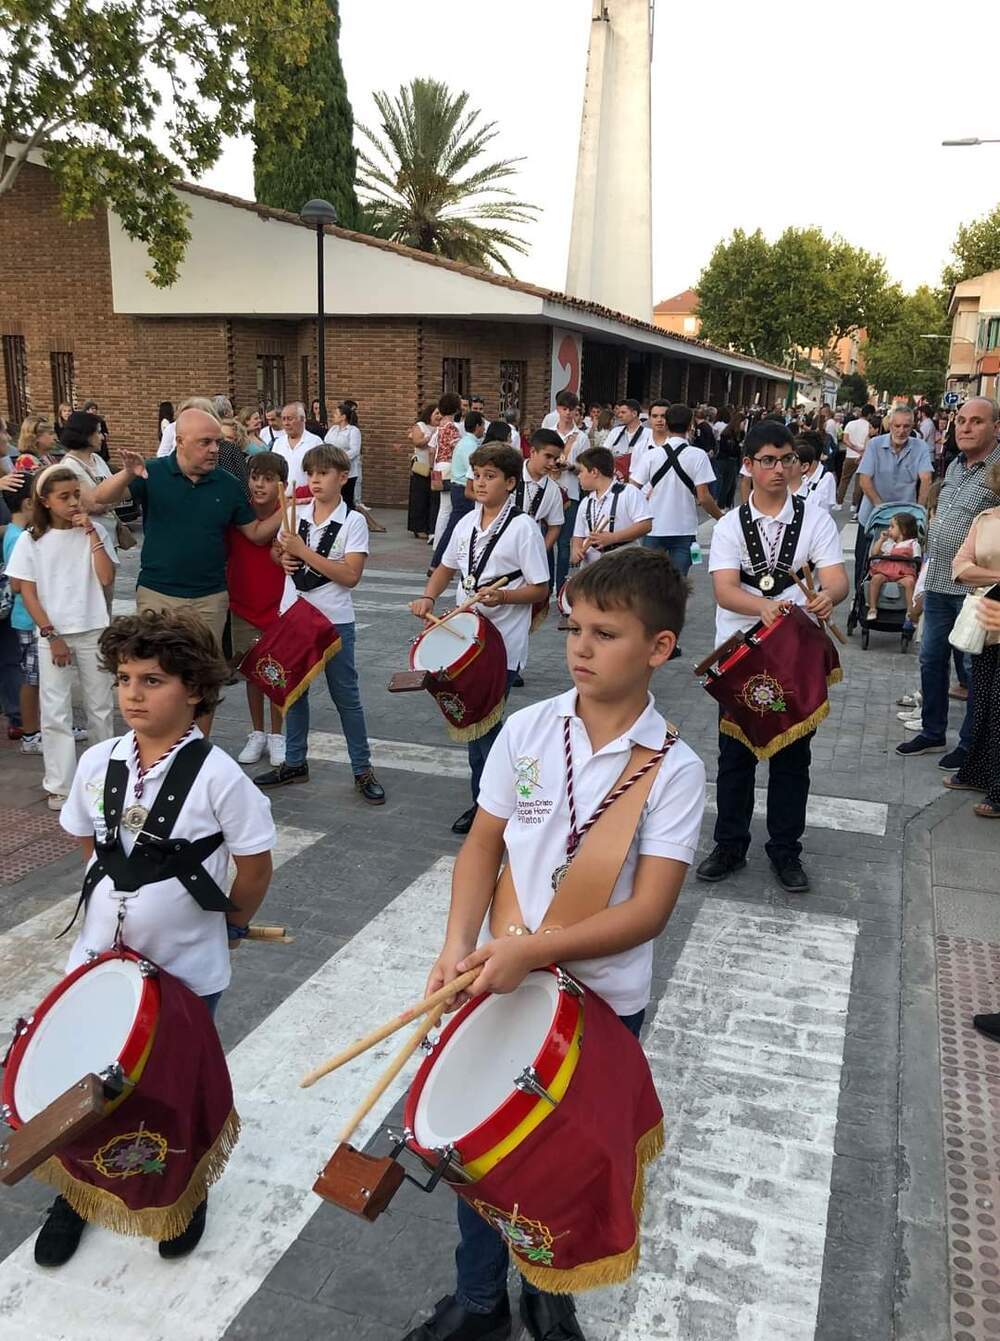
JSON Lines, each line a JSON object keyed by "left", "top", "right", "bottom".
{"left": 451, "top": 805, "right": 478, "bottom": 835}
{"left": 895, "top": 735, "right": 946, "bottom": 756}
{"left": 401, "top": 1292, "right": 511, "bottom": 1340}
{"left": 520, "top": 1289, "right": 584, "bottom": 1340}
{"left": 354, "top": 768, "right": 386, "bottom": 805}
{"left": 511, "top": 673, "right": 525, "bottom": 688}
{"left": 696, "top": 844, "right": 747, "bottom": 882}
{"left": 255, "top": 761, "right": 309, "bottom": 789}
{"left": 939, "top": 747, "right": 968, "bottom": 771}
{"left": 159, "top": 1197, "right": 207, "bottom": 1259}
{"left": 769, "top": 853, "right": 810, "bottom": 892}
{"left": 973, "top": 1013, "right": 1000, "bottom": 1044}
{"left": 34, "top": 1196, "right": 86, "bottom": 1267}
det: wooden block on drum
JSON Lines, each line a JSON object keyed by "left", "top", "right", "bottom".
{"left": 387, "top": 670, "right": 431, "bottom": 694}
{"left": 0, "top": 1074, "right": 105, "bottom": 1186}
{"left": 312, "top": 1142, "right": 405, "bottom": 1221}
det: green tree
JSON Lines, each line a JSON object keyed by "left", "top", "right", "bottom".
{"left": 0, "top": 0, "right": 328, "bottom": 286}
{"left": 942, "top": 202, "right": 1000, "bottom": 288}
{"left": 837, "top": 371, "right": 869, "bottom": 405}
{"left": 252, "top": 0, "right": 360, "bottom": 229}
{"left": 356, "top": 77, "right": 538, "bottom": 275}
{"left": 861, "top": 286, "right": 949, "bottom": 404}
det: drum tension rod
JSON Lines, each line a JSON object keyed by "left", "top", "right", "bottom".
{"left": 383, "top": 1128, "right": 471, "bottom": 1193}
{"left": 514, "top": 1066, "right": 557, "bottom": 1107}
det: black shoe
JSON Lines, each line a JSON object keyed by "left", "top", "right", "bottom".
{"left": 255, "top": 761, "right": 309, "bottom": 789}
{"left": 520, "top": 1290, "right": 585, "bottom": 1341}
{"left": 159, "top": 1197, "right": 207, "bottom": 1259}
{"left": 354, "top": 768, "right": 386, "bottom": 805}
{"left": 34, "top": 1195, "right": 86, "bottom": 1267}
{"left": 973, "top": 1013, "right": 1000, "bottom": 1044}
{"left": 511, "top": 673, "right": 525, "bottom": 688}
{"left": 895, "top": 734, "right": 946, "bottom": 756}
{"left": 401, "top": 1292, "right": 511, "bottom": 1340}
{"left": 695, "top": 844, "right": 747, "bottom": 882}
{"left": 939, "top": 747, "right": 968, "bottom": 771}
{"left": 769, "top": 853, "right": 810, "bottom": 892}
{"left": 451, "top": 805, "right": 478, "bottom": 835}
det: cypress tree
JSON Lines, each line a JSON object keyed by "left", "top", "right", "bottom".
{"left": 252, "top": 0, "right": 361, "bottom": 230}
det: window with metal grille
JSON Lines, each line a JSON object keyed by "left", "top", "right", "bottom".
{"left": 498, "top": 360, "right": 526, "bottom": 417}
{"left": 985, "top": 317, "right": 1000, "bottom": 352}
{"left": 442, "top": 358, "right": 471, "bottom": 397}
{"left": 49, "top": 351, "right": 75, "bottom": 417}
{"left": 256, "top": 354, "right": 285, "bottom": 409}
{"left": 2, "top": 335, "right": 29, "bottom": 428}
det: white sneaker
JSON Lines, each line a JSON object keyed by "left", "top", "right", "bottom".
{"left": 72, "top": 726, "right": 88, "bottom": 741}
{"left": 237, "top": 731, "right": 267, "bottom": 764}
{"left": 903, "top": 717, "right": 926, "bottom": 732}
{"left": 20, "top": 733, "right": 42, "bottom": 755}
{"left": 267, "top": 733, "right": 286, "bottom": 766}
{"left": 897, "top": 708, "right": 922, "bottom": 722}
{"left": 896, "top": 692, "right": 921, "bottom": 707}
{"left": 46, "top": 794, "right": 66, "bottom": 811}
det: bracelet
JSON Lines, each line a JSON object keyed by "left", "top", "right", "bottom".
{"left": 226, "top": 922, "right": 250, "bottom": 941}
{"left": 90, "top": 543, "right": 102, "bottom": 552}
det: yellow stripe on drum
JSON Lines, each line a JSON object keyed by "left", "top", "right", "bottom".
{"left": 463, "top": 1009, "right": 584, "bottom": 1182}
{"left": 103, "top": 1018, "right": 159, "bottom": 1116}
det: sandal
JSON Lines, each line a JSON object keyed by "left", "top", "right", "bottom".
{"left": 943, "top": 776, "right": 984, "bottom": 792}
{"left": 974, "top": 801, "right": 1000, "bottom": 819}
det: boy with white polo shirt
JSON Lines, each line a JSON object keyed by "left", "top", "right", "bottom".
{"left": 630, "top": 401, "right": 723, "bottom": 576}
{"left": 255, "top": 444, "right": 385, "bottom": 805}
{"left": 698, "top": 420, "right": 849, "bottom": 894}
{"left": 515, "top": 429, "right": 565, "bottom": 559}
{"left": 410, "top": 444, "right": 550, "bottom": 835}
{"left": 40, "top": 608, "right": 276, "bottom": 1268}
{"left": 793, "top": 435, "right": 837, "bottom": 514}
{"left": 404, "top": 548, "right": 705, "bottom": 1341}
{"left": 571, "top": 446, "right": 652, "bottom": 567}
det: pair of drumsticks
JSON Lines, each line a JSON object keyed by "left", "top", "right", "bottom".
{"left": 409, "top": 577, "right": 509, "bottom": 642}
{"left": 300, "top": 969, "right": 481, "bottom": 1144}
{"left": 277, "top": 483, "right": 297, "bottom": 534}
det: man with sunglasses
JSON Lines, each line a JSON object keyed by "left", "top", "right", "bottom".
{"left": 698, "top": 421, "right": 849, "bottom": 891}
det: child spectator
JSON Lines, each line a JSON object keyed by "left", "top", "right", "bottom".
{"left": 3, "top": 475, "right": 41, "bottom": 753}
{"left": 868, "top": 512, "right": 921, "bottom": 621}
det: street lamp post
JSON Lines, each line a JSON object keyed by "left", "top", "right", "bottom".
{"left": 299, "top": 199, "right": 339, "bottom": 426}
{"left": 941, "top": 138, "right": 1000, "bottom": 147}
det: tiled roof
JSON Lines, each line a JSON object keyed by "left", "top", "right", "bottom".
{"left": 653, "top": 288, "right": 699, "bottom": 315}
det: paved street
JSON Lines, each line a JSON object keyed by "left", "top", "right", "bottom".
{"left": 0, "top": 508, "right": 992, "bottom": 1340}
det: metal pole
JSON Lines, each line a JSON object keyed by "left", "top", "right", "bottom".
{"left": 316, "top": 224, "right": 326, "bottom": 427}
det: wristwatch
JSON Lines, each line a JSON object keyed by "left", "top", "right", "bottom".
{"left": 38, "top": 626, "right": 57, "bottom": 640}
{"left": 227, "top": 922, "right": 250, "bottom": 941}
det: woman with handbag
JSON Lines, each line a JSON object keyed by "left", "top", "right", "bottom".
{"left": 945, "top": 480, "right": 1000, "bottom": 817}
{"left": 405, "top": 407, "right": 437, "bottom": 539}
{"left": 429, "top": 393, "right": 462, "bottom": 554}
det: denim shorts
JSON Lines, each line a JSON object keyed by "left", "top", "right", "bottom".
{"left": 16, "top": 630, "right": 38, "bottom": 687}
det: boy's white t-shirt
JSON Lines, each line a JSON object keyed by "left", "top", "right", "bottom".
{"left": 279, "top": 499, "right": 369, "bottom": 626}
{"left": 6, "top": 526, "right": 118, "bottom": 634}
{"left": 60, "top": 730, "right": 277, "bottom": 995}
{"left": 520, "top": 466, "right": 565, "bottom": 529}
{"left": 631, "top": 437, "right": 716, "bottom": 536}
{"left": 442, "top": 503, "right": 550, "bottom": 670}
{"left": 572, "top": 482, "right": 652, "bottom": 564}
{"left": 554, "top": 426, "right": 586, "bottom": 502}
{"left": 795, "top": 469, "right": 837, "bottom": 514}
{"left": 477, "top": 690, "right": 706, "bottom": 1016}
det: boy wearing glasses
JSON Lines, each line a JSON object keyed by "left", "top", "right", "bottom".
{"left": 698, "top": 421, "right": 849, "bottom": 892}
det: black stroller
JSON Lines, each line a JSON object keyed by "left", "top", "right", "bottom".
{"left": 846, "top": 501, "right": 927, "bottom": 651}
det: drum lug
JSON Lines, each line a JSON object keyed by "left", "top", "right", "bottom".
{"left": 99, "top": 1063, "right": 134, "bottom": 1100}
{"left": 137, "top": 959, "right": 159, "bottom": 978}
{"left": 0, "top": 1102, "right": 12, "bottom": 1127}
{"left": 85, "top": 949, "right": 101, "bottom": 962}
{"left": 555, "top": 967, "right": 583, "bottom": 999}
{"left": 514, "top": 1065, "right": 557, "bottom": 1107}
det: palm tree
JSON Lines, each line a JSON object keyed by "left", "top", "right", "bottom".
{"left": 357, "top": 78, "right": 538, "bottom": 276}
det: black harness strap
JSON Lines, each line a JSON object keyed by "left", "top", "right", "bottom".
{"left": 737, "top": 495, "right": 806, "bottom": 595}
{"left": 58, "top": 739, "right": 231, "bottom": 939}
{"left": 292, "top": 507, "right": 351, "bottom": 593}
{"left": 649, "top": 440, "right": 697, "bottom": 496}
{"left": 587, "top": 482, "right": 633, "bottom": 553}
{"left": 515, "top": 477, "right": 549, "bottom": 520}
{"left": 610, "top": 425, "right": 646, "bottom": 454}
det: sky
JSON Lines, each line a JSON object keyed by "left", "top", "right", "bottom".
{"left": 199, "top": 0, "right": 1000, "bottom": 304}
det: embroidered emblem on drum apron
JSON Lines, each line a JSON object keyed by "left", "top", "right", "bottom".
{"left": 740, "top": 672, "right": 788, "bottom": 715}
{"left": 437, "top": 691, "right": 467, "bottom": 723}
{"left": 85, "top": 1125, "right": 186, "bottom": 1179}
{"left": 258, "top": 654, "right": 287, "bottom": 690}
{"left": 473, "top": 1199, "right": 566, "bottom": 1266}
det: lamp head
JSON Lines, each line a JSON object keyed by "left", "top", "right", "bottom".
{"left": 299, "top": 199, "right": 339, "bottom": 228}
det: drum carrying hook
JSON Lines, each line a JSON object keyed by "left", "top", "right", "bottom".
{"left": 514, "top": 1066, "right": 557, "bottom": 1107}
{"left": 383, "top": 1128, "right": 471, "bottom": 1192}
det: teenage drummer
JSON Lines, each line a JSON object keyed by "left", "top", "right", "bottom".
{"left": 36, "top": 609, "right": 276, "bottom": 1268}
{"left": 410, "top": 444, "right": 549, "bottom": 835}
{"left": 698, "top": 420, "right": 848, "bottom": 892}
{"left": 404, "top": 548, "right": 705, "bottom": 1341}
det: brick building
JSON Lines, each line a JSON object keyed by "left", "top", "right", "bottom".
{"left": 0, "top": 152, "right": 788, "bottom": 506}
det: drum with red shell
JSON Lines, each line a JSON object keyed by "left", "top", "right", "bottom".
{"left": 398, "top": 611, "right": 509, "bottom": 742}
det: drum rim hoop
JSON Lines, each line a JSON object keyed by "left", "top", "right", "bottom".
{"left": 409, "top": 612, "right": 485, "bottom": 681}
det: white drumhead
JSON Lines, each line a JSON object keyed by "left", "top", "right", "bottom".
{"left": 13, "top": 958, "right": 146, "bottom": 1121}
{"left": 412, "top": 611, "right": 480, "bottom": 674}
{"left": 413, "top": 972, "right": 559, "bottom": 1149}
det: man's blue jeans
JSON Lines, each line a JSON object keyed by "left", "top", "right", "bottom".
{"left": 284, "top": 622, "right": 371, "bottom": 774}
{"left": 454, "top": 1009, "right": 645, "bottom": 1313}
{"left": 468, "top": 669, "right": 517, "bottom": 804}
{"left": 555, "top": 499, "right": 580, "bottom": 591}
{"left": 642, "top": 533, "right": 694, "bottom": 577}
{"left": 919, "top": 591, "right": 974, "bottom": 747}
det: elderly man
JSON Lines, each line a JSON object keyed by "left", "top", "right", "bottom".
{"left": 273, "top": 402, "right": 324, "bottom": 498}
{"left": 857, "top": 406, "right": 933, "bottom": 527}
{"left": 93, "top": 408, "right": 282, "bottom": 654}
{"left": 898, "top": 398, "right": 1000, "bottom": 766}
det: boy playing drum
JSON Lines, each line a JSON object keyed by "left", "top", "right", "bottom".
{"left": 405, "top": 548, "right": 705, "bottom": 1341}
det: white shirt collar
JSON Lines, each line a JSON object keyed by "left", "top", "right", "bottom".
{"left": 111, "top": 725, "right": 206, "bottom": 781}
{"left": 304, "top": 497, "right": 347, "bottom": 526}
{"left": 748, "top": 490, "right": 795, "bottom": 525}
{"left": 553, "top": 688, "right": 667, "bottom": 753}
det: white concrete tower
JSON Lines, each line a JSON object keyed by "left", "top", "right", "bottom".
{"left": 565, "top": 0, "right": 653, "bottom": 323}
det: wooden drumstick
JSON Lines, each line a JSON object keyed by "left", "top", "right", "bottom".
{"left": 582, "top": 515, "right": 611, "bottom": 555}
{"left": 790, "top": 572, "right": 847, "bottom": 645}
{"left": 299, "top": 969, "right": 480, "bottom": 1088}
{"left": 277, "top": 483, "right": 291, "bottom": 532}
{"left": 246, "top": 925, "right": 294, "bottom": 942}
{"left": 336, "top": 1005, "right": 446, "bottom": 1145}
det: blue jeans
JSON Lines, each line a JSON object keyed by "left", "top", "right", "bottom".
{"left": 643, "top": 533, "right": 694, "bottom": 577}
{"left": 919, "top": 591, "right": 974, "bottom": 747}
{"left": 468, "top": 670, "right": 517, "bottom": 804}
{"left": 555, "top": 499, "right": 580, "bottom": 592}
{"left": 284, "top": 622, "right": 371, "bottom": 774}
{"left": 455, "top": 1008, "right": 645, "bottom": 1313}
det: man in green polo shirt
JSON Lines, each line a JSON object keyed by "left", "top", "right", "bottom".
{"left": 93, "top": 408, "right": 282, "bottom": 651}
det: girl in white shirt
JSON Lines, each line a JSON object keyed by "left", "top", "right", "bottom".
{"left": 6, "top": 466, "right": 118, "bottom": 808}
{"left": 324, "top": 402, "right": 362, "bottom": 507}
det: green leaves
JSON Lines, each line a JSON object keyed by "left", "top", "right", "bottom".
{"left": 356, "top": 77, "right": 538, "bottom": 276}
{"left": 860, "top": 286, "right": 949, "bottom": 403}
{"left": 942, "top": 202, "right": 1000, "bottom": 290}
{"left": 0, "top": 0, "right": 330, "bottom": 285}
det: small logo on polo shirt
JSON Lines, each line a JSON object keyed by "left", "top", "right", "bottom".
{"left": 514, "top": 756, "right": 540, "bottom": 797}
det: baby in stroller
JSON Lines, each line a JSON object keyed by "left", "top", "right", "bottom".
{"left": 867, "top": 512, "right": 922, "bottom": 621}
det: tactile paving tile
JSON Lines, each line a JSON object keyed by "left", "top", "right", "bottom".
{"left": 0, "top": 805, "right": 75, "bottom": 883}
{"left": 937, "top": 935, "right": 1000, "bottom": 1340}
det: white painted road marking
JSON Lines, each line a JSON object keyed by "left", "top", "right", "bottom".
{"left": 0, "top": 857, "right": 455, "bottom": 1341}
{"left": 705, "top": 783, "right": 887, "bottom": 837}
{"left": 578, "top": 897, "right": 857, "bottom": 1340}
